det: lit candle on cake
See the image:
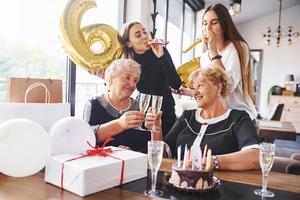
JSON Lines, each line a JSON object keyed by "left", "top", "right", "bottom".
{"left": 197, "top": 147, "right": 202, "bottom": 170}
{"left": 177, "top": 145, "right": 181, "bottom": 168}
{"left": 202, "top": 144, "right": 207, "bottom": 167}
{"left": 205, "top": 149, "right": 212, "bottom": 171}
{"left": 182, "top": 144, "right": 188, "bottom": 169}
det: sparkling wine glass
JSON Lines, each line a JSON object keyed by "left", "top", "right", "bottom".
{"left": 136, "top": 93, "right": 151, "bottom": 131}
{"left": 144, "top": 141, "right": 164, "bottom": 197}
{"left": 254, "top": 142, "right": 276, "bottom": 198}
{"left": 150, "top": 95, "right": 163, "bottom": 140}
{"left": 151, "top": 95, "right": 163, "bottom": 116}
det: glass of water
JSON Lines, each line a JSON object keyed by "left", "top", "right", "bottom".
{"left": 144, "top": 141, "right": 164, "bottom": 197}
{"left": 254, "top": 142, "right": 276, "bottom": 198}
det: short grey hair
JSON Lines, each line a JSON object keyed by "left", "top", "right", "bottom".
{"left": 104, "top": 59, "right": 141, "bottom": 83}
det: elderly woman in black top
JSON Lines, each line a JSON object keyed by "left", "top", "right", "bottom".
{"left": 146, "top": 64, "right": 261, "bottom": 170}
{"left": 119, "top": 22, "right": 182, "bottom": 135}
{"left": 83, "top": 59, "right": 150, "bottom": 153}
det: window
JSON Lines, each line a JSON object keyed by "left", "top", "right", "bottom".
{"left": 74, "top": 0, "right": 124, "bottom": 117}
{"left": 154, "top": 0, "right": 197, "bottom": 117}
{"left": 156, "top": 0, "right": 166, "bottom": 40}
{"left": 182, "top": 4, "right": 196, "bottom": 64}
{"left": 0, "top": 0, "right": 68, "bottom": 102}
{"left": 155, "top": 0, "right": 196, "bottom": 67}
{"left": 167, "top": 0, "right": 183, "bottom": 67}
{"left": 0, "top": 0, "right": 124, "bottom": 119}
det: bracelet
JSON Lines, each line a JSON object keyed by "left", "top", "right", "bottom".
{"left": 211, "top": 55, "right": 222, "bottom": 61}
{"left": 212, "top": 155, "right": 220, "bottom": 170}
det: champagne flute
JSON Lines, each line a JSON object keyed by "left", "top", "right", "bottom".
{"left": 144, "top": 141, "right": 164, "bottom": 197}
{"left": 136, "top": 93, "right": 151, "bottom": 131}
{"left": 151, "top": 95, "right": 163, "bottom": 116}
{"left": 254, "top": 142, "right": 276, "bottom": 198}
{"left": 150, "top": 95, "right": 163, "bottom": 140}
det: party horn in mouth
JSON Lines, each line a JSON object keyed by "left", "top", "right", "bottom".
{"left": 149, "top": 39, "right": 169, "bottom": 45}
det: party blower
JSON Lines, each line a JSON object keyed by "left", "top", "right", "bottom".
{"left": 149, "top": 39, "right": 169, "bottom": 46}
{"left": 182, "top": 38, "right": 202, "bottom": 53}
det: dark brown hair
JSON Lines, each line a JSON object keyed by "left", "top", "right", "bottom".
{"left": 203, "top": 4, "right": 254, "bottom": 101}
{"left": 118, "top": 22, "right": 141, "bottom": 59}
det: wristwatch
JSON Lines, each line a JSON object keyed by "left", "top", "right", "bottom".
{"left": 212, "top": 155, "right": 220, "bottom": 170}
{"left": 211, "top": 55, "right": 222, "bottom": 61}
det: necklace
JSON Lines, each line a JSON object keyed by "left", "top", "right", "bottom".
{"left": 107, "top": 94, "right": 131, "bottom": 113}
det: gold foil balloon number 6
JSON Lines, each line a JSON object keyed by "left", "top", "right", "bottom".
{"left": 60, "top": 0, "right": 123, "bottom": 71}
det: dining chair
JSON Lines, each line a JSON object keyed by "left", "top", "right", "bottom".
{"left": 268, "top": 103, "right": 284, "bottom": 121}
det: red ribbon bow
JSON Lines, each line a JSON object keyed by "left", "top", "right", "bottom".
{"left": 60, "top": 136, "right": 125, "bottom": 190}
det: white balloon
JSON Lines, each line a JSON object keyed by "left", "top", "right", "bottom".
{"left": 0, "top": 119, "right": 51, "bottom": 177}
{"left": 49, "top": 117, "right": 96, "bottom": 155}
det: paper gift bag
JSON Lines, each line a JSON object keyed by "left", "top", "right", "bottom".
{"left": 6, "top": 77, "right": 63, "bottom": 103}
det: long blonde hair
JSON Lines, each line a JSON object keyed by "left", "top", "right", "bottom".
{"left": 203, "top": 4, "right": 255, "bottom": 101}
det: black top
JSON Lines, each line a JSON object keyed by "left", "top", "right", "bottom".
{"left": 133, "top": 48, "right": 181, "bottom": 114}
{"left": 164, "top": 109, "right": 261, "bottom": 158}
{"left": 83, "top": 95, "right": 151, "bottom": 153}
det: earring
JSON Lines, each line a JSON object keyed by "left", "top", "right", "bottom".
{"left": 104, "top": 84, "right": 110, "bottom": 92}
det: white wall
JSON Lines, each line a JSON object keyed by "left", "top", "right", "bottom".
{"left": 237, "top": 5, "right": 300, "bottom": 116}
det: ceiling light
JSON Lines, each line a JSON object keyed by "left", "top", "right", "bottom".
{"left": 228, "top": 0, "right": 241, "bottom": 16}
{"left": 261, "top": 0, "right": 299, "bottom": 47}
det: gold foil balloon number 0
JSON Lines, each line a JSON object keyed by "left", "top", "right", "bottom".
{"left": 60, "top": 0, "right": 123, "bottom": 71}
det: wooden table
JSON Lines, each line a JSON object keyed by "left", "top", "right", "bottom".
{"left": 1, "top": 159, "right": 299, "bottom": 200}
{"left": 160, "top": 159, "right": 300, "bottom": 193}
{"left": 256, "top": 120, "right": 296, "bottom": 142}
{"left": 291, "top": 122, "right": 300, "bottom": 134}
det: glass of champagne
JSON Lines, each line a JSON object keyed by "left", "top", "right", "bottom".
{"left": 151, "top": 95, "right": 163, "bottom": 116}
{"left": 254, "top": 142, "right": 276, "bottom": 198}
{"left": 144, "top": 141, "right": 164, "bottom": 197}
{"left": 150, "top": 95, "right": 163, "bottom": 140}
{"left": 137, "top": 93, "right": 151, "bottom": 131}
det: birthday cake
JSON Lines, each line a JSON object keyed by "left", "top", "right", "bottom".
{"left": 169, "top": 165, "right": 214, "bottom": 190}
{"left": 169, "top": 146, "right": 216, "bottom": 191}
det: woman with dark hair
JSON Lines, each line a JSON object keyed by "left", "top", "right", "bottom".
{"left": 118, "top": 22, "right": 182, "bottom": 135}
{"left": 181, "top": 3, "right": 257, "bottom": 120}
{"left": 201, "top": 3, "right": 257, "bottom": 120}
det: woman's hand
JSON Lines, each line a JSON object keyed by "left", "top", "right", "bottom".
{"left": 177, "top": 86, "right": 194, "bottom": 96}
{"left": 202, "top": 30, "right": 218, "bottom": 56}
{"left": 118, "top": 145, "right": 132, "bottom": 150}
{"left": 145, "top": 107, "right": 157, "bottom": 129}
{"left": 88, "top": 68, "right": 105, "bottom": 79}
{"left": 145, "top": 107, "right": 163, "bottom": 140}
{"left": 118, "top": 111, "right": 144, "bottom": 130}
{"left": 148, "top": 39, "right": 164, "bottom": 58}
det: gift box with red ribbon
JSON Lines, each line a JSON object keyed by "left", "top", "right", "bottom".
{"left": 44, "top": 146, "right": 147, "bottom": 197}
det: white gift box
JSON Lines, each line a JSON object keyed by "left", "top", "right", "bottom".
{"left": 44, "top": 147, "right": 147, "bottom": 197}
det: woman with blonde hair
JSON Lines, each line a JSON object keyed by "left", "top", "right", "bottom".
{"left": 147, "top": 65, "right": 261, "bottom": 170}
